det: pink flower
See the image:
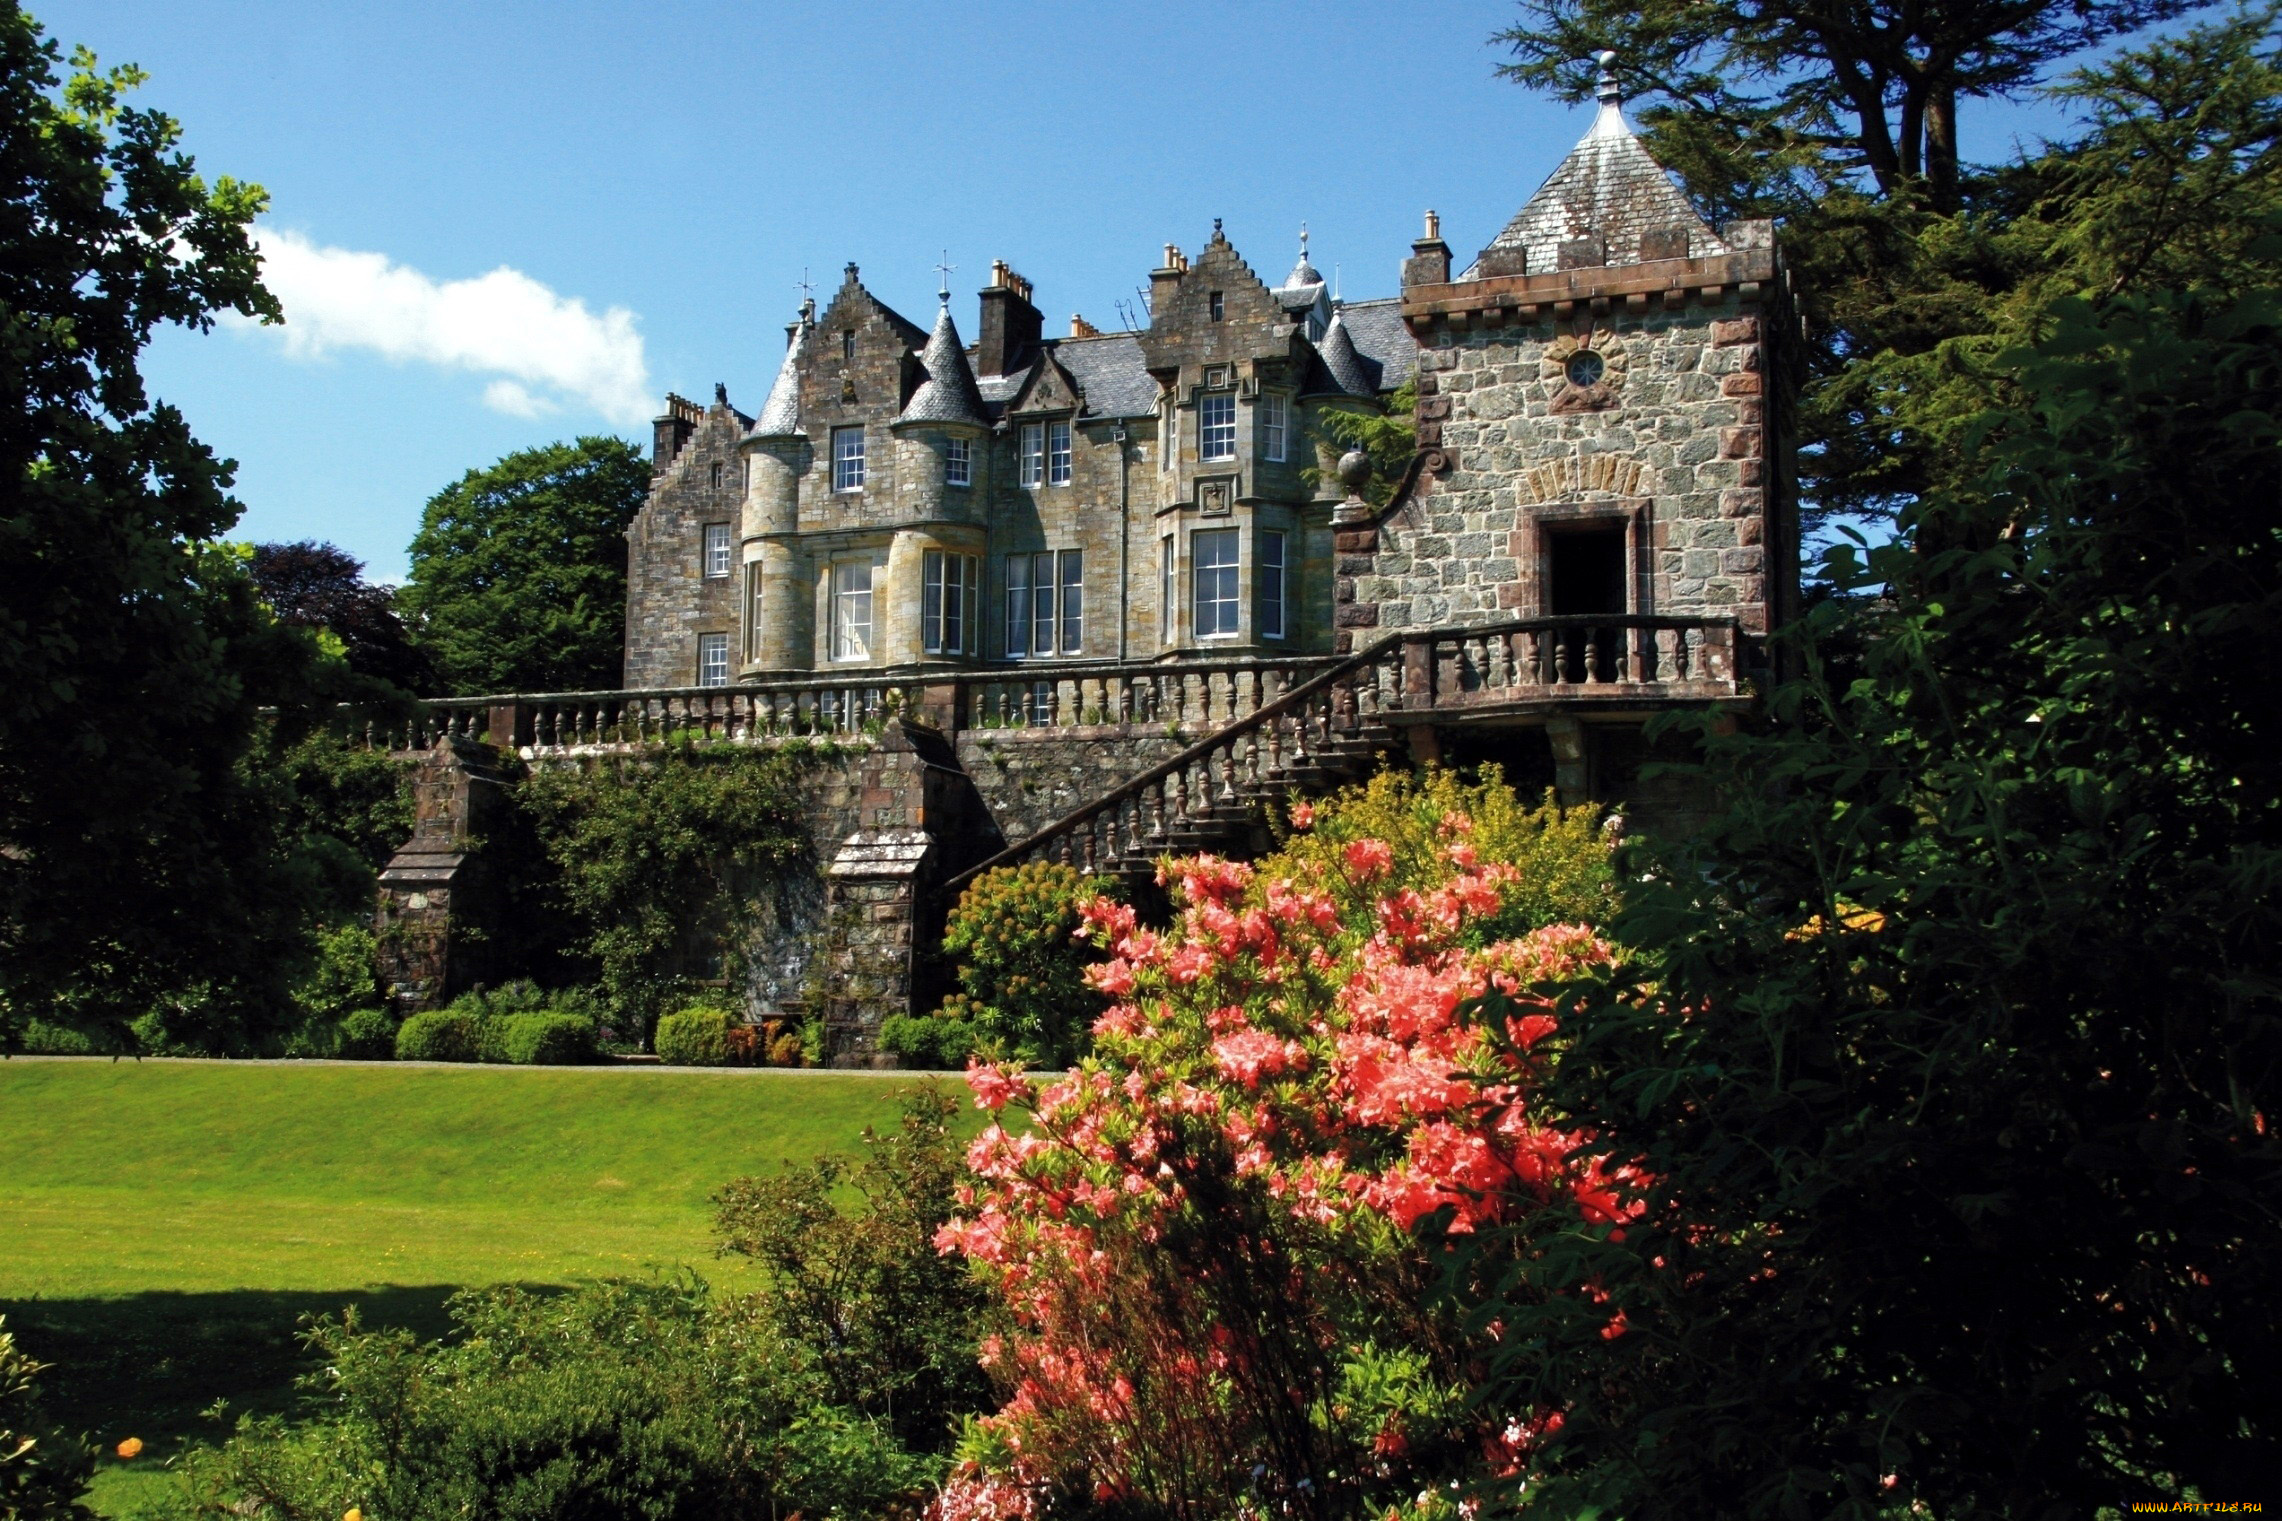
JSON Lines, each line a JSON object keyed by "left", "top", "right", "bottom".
{"left": 965, "top": 1063, "right": 1032, "bottom": 1112}
{"left": 1288, "top": 801, "right": 1315, "bottom": 830}
{"left": 1086, "top": 958, "right": 1136, "bottom": 996}
{"left": 1211, "top": 1029, "right": 1308, "bottom": 1089}
{"left": 1344, "top": 837, "right": 1394, "bottom": 879}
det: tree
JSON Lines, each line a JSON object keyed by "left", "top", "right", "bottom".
{"left": 249, "top": 540, "right": 431, "bottom": 693}
{"left": 1491, "top": 0, "right": 2199, "bottom": 212}
{"left": 1463, "top": 286, "right": 2282, "bottom": 1514}
{"left": 396, "top": 436, "right": 650, "bottom": 695}
{"left": 0, "top": 7, "right": 349, "bottom": 1047}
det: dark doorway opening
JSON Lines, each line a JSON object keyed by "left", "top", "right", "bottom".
{"left": 1545, "top": 522, "right": 1628, "bottom": 680}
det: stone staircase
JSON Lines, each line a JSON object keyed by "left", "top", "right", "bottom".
{"left": 938, "top": 634, "right": 1409, "bottom": 896}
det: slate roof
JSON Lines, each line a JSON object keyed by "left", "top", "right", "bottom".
{"left": 748, "top": 319, "right": 809, "bottom": 439}
{"left": 1303, "top": 308, "right": 1381, "bottom": 399}
{"left": 897, "top": 305, "right": 989, "bottom": 427}
{"left": 1338, "top": 299, "right": 1416, "bottom": 391}
{"left": 1462, "top": 83, "right": 1727, "bottom": 278}
{"left": 1051, "top": 334, "right": 1159, "bottom": 419}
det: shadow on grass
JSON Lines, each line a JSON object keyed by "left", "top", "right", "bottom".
{"left": 1, "top": 1284, "right": 556, "bottom": 1468}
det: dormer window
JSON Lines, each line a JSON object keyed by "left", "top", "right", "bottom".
{"left": 1200, "top": 393, "right": 1237, "bottom": 462}
{"left": 946, "top": 435, "right": 972, "bottom": 487}
{"left": 1208, "top": 291, "right": 1225, "bottom": 321}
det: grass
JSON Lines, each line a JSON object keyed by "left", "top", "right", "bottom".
{"left": 0, "top": 1057, "right": 958, "bottom": 1516}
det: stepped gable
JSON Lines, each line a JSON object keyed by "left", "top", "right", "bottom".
{"left": 897, "top": 303, "right": 989, "bottom": 427}
{"left": 1051, "top": 333, "right": 1157, "bottom": 418}
{"left": 1463, "top": 53, "right": 1728, "bottom": 278}
{"left": 1139, "top": 223, "right": 1296, "bottom": 376}
{"left": 1301, "top": 307, "right": 1381, "bottom": 399}
{"left": 1337, "top": 299, "right": 1417, "bottom": 390}
{"left": 748, "top": 304, "right": 813, "bottom": 439}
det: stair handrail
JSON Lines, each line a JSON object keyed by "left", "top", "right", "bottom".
{"left": 939, "top": 630, "right": 1408, "bottom": 896}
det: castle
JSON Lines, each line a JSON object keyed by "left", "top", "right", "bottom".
{"left": 378, "top": 62, "right": 1797, "bottom": 1053}
{"left": 621, "top": 59, "right": 1795, "bottom": 703}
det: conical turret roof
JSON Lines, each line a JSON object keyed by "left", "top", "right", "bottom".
{"left": 896, "top": 303, "right": 989, "bottom": 428}
{"left": 1305, "top": 308, "right": 1380, "bottom": 399}
{"left": 748, "top": 311, "right": 810, "bottom": 439}
{"left": 1465, "top": 53, "right": 1726, "bottom": 278}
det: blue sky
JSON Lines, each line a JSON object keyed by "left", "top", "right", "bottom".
{"left": 40, "top": 1, "right": 2142, "bottom": 582}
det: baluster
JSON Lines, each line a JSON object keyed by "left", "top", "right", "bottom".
{"left": 1290, "top": 701, "right": 1311, "bottom": 763}
{"left": 1585, "top": 627, "right": 1606, "bottom": 685}
{"left": 1264, "top": 710, "right": 1285, "bottom": 776}
{"left": 1215, "top": 742, "right": 1238, "bottom": 805}
{"left": 1242, "top": 728, "right": 1260, "bottom": 788}
{"left": 1167, "top": 764, "right": 1188, "bottom": 825}
{"left": 1148, "top": 782, "right": 1168, "bottom": 840}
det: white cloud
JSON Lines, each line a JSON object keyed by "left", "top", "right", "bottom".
{"left": 241, "top": 228, "right": 653, "bottom": 427}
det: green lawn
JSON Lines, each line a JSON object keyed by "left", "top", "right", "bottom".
{"left": 0, "top": 1058, "right": 957, "bottom": 1516}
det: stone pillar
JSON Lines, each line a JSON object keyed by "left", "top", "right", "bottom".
{"left": 373, "top": 736, "right": 510, "bottom": 1015}
{"left": 1545, "top": 714, "right": 1590, "bottom": 807}
{"left": 821, "top": 830, "right": 931, "bottom": 1067}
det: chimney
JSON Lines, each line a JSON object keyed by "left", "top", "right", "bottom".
{"left": 1401, "top": 209, "right": 1452, "bottom": 289}
{"left": 651, "top": 392, "right": 703, "bottom": 469}
{"left": 1069, "top": 312, "right": 1101, "bottom": 338}
{"left": 975, "top": 259, "right": 1043, "bottom": 378}
{"left": 1148, "top": 243, "right": 1188, "bottom": 328}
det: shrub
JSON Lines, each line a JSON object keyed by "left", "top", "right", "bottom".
{"left": 654, "top": 1006, "right": 733, "bottom": 1066}
{"left": 933, "top": 775, "right": 1624, "bottom": 1520}
{"left": 937, "top": 861, "right": 1114, "bottom": 1068}
{"left": 291, "top": 924, "right": 387, "bottom": 1029}
{"left": 155, "top": 1281, "right": 930, "bottom": 1521}
{"left": 335, "top": 1009, "right": 397, "bottom": 1061}
{"left": 393, "top": 1010, "right": 482, "bottom": 1063}
{"left": 879, "top": 1008, "right": 982, "bottom": 1071}
{"left": 15, "top": 1019, "right": 105, "bottom": 1055}
{"left": 498, "top": 1011, "right": 598, "bottom": 1066}
{"left": 0, "top": 1315, "right": 94, "bottom": 1519}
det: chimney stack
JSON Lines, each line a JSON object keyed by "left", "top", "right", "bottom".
{"left": 976, "top": 261, "right": 1043, "bottom": 378}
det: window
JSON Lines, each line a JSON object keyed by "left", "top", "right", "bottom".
{"left": 832, "top": 427, "right": 866, "bottom": 492}
{"left": 1004, "top": 549, "right": 1081, "bottom": 656}
{"left": 1258, "top": 529, "right": 1286, "bottom": 639}
{"left": 1047, "top": 420, "right": 1072, "bottom": 486}
{"left": 1208, "top": 291, "right": 1225, "bottom": 321}
{"left": 946, "top": 435, "right": 971, "bottom": 487}
{"left": 1019, "top": 423, "right": 1045, "bottom": 487}
{"left": 1192, "top": 528, "right": 1240, "bottom": 638}
{"left": 832, "top": 560, "right": 873, "bottom": 660}
{"left": 1161, "top": 404, "right": 1177, "bottom": 473}
{"left": 710, "top": 460, "right": 723, "bottom": 490}
{"left": 842, "top": 330, "right": 855, "bottom": 361}
{"left": 697, "top": 633, "right": 729, "bottom": 687}
{"left": 1058, "top": 549, "right": 1083, "bottom": 653}
{"left": 1159, "top": 535, "right": 1175, "bottom": 643}
{"left": 744, "top": 563, "right": 764, "bottom": 662}
{"left": 1200, "top": 393, "right": 1237, "bottom": 461}
{"left": 1260, "top": 394, "right": 1288, "bottom": 463}
{"left": 923, "top": 550, "right": 980, "bottom": 655}
{"left": 703, "top": 521, "right": 732, "bottom": 578}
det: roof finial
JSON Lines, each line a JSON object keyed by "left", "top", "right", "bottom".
{"left": 794, "top": 267, "right": 814, "bottom": 306}
{"left": 1213, "top": 216, "right": 1224, "bottom": 239}
{"left": 934, "top": 249, "right": 955, "bottom": 307}
{"left": 1299, "top": 221, "right": 1308, "bottom": 260}
{"left": 1595, "top": 49, "right": 1621, "bottom": 104}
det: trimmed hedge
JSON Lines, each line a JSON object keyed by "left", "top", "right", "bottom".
{"left": 879, "top": 1011, "right": 982, "bottom": 1071}
{"left": 337, "top": 1008, "right": 398, "bottom": 1061}
{"left": 500, "top": 1011, "right": 599, "bottom": 1066}
{"left": 395, "top": 1010, "right": 483, "bottom": 1063}
{"left": 654, "top": 1007, "right": 732, "bottom": 1066}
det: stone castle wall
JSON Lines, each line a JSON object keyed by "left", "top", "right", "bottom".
{"left": 625, "top": 399, "right": 747, "bottom": 688}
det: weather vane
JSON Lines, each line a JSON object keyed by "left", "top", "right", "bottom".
{"left": 934, "top": 250, "right": 956, "bottom": 306}
{"left": 794, "top": 267, "right": 815, "bottom": 307}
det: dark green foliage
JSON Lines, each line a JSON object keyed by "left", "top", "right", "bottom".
{"left": 272, "top": 730, "right": 415, "bottom": 872}
{"left": 654, "top": 1006, "right": 733, "bottom": 1067}
{"left": 714, "top": 1087, "right": 992, "bottom": 1453}
{"left": 155, "top": 1281, "right": 929, "bottom": 1521}
{"left": 518, "top": 745, "right": 812, "bottom": 1043}
{"left": 393, "top": 1010, "right": 481, "bottom": 1064}
{"left": 497, "top": 1012, "right": 599, "bottom": 1066}
{"left": 0, "top": 14, "right": 369, "bottom": 1053}
{"left": 248, "top": 540, "right": 431, "bottom": 694}
{"left": 1469, "top": 288, "right": 2282, "bottom": 1514}
{"left": 930, "top": 861, "right": 1114, "bottom": 1068}
{"left": 878, "top": 1009, "right": 981, "bottom": 1071}
{"left": 396, "top": 437, "right": 650, "bottom": 696}
{"left": 0, "top": 1317, "right": 93, "bottom": 1520}
{"left": 334, "top": 1008, "right": 397, "bottom": 1061}
{"left": 289, "top": 924, "right": 386, "bottom": 1029}
{"left": 1309, "top": 378, "right": 1416, "bottom": 508}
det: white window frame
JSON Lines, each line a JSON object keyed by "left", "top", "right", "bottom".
{"left": 1019, "top": 423, "right": 1045, "bottom": 487}
{"left": 832, "top": 427, "right": 866, "bottom": 492}
{"left": 1258, "top": 528, "right": 1287, "bottom": 640}
{"left": 1159, "top": 534, "right": 1175, "bottom": 644}
{"left": 831, "top": 559, "right": 874, "bottom": 661}
{"left": 1004, "top": 553, "right": 1031, "bottom": 657}
{"left": 1004, "top": 548, "right": 1082, "bottom": 657}
{"left": 1047, "top": 420, "right": 1072, "bottom": 486}
{"left": 744, "top": 562, "right": 764, "bottom": 663}
{"left": 1200, "top": 393, "right": 1237, "bottom": 462}
{"left": 945, "top": 435, "right": 972, "bottom": 487}
{"left": 1192, "top": 527, "right": 1240, "bottom": 639}
{"left": 697, "top": 632, "right": 730, "bottom": 687}
{"left": 1161, "top": 403, "right": 1177, "bottom": 473}
{"left": 702, "top": 521, "right": 732, "bottom": 579}
{"left": 710, "top": 460, "right": 724, "bottom": 490}
{"left": 1260, "top": 394, "right": 1288, "bottom": 464}
{"left": 1058, "top": 549, "right": 1083, "bottom": 654}
{"left": 923, "top": 550, "right": 979, "bottom": 656}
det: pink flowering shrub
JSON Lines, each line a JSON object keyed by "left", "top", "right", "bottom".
{"left": 931, "top": 778, "right": 1630, "bottom": 1521}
